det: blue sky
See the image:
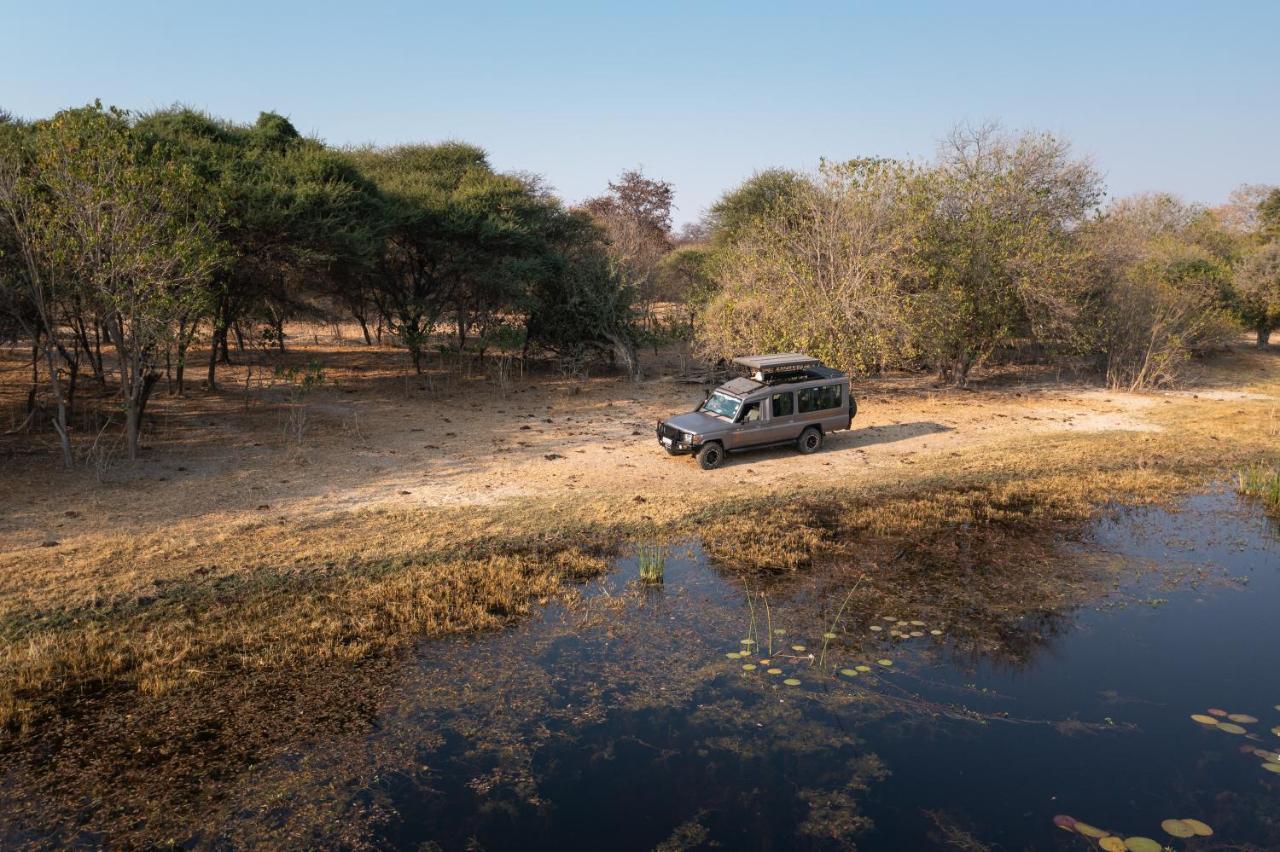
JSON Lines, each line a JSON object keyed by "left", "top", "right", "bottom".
{"left": 3, "top": 1, "right": 1276, "bottom": 225}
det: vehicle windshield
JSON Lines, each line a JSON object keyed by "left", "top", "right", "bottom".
{"left": 700, "top": 391, "right": 741, "bottom": 420}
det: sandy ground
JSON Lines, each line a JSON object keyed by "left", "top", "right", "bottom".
{"left": 1, "top": 330, "right": 1277, "bottom": 554}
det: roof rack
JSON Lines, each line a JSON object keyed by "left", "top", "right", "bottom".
{"left": 732, "top": 353, "right": 820, "bottom": 373}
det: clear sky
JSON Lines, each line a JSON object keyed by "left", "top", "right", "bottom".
{"left": 3, "top": 1, "right": 1276, "bottom": 225}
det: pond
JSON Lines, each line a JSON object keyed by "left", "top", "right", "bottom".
{"left": 232, "top": 489, "right": 1278, "bottom": 850}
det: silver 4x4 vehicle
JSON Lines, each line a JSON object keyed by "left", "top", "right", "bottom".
{"left": 657, "top": 353, "right": 856, "bottom": 470}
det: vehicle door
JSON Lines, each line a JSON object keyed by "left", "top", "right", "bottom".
{"left": 726, "top": 398, "right": 767, "bottom": 449}
{"left": 765, "top": 390, "right": 800, "bottom": 443}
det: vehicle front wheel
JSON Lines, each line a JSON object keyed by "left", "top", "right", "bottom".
{"left": 797, "top": 426, "right": 823, "bottom": 455}
{"left": 696, "top": 442, "right": 725, "bottom": 470}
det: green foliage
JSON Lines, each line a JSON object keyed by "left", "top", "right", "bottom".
{"left": 1237, "top": 460, "right": 1280, "bottom": 513}
{"left": 707, "top": 168, "right": 811, "bottom": 246}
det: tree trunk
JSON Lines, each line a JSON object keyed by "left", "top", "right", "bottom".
{"left": 41, "top": 340, "right": 72, "bottom": 468}
{"left": 207, "top": 325, "right": 225, "bottom": 391}
{"left": 604, "top": 331, "right": 641, "bottom": 382}
{"left": 354, "top": 310, "right": 373, "bottom": 345}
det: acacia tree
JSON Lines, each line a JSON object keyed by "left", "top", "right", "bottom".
{"left": 353, "top": 143, "right": 548, "bottom": 372}
{"left": 40, "top": 106, "right": 218, "bottom": 458}
{"left": 0, "top": 114, "right": 79, "bottom": 465}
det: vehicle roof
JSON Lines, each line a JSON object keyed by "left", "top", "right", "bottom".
{"left": 718, "top": 376, "right": 765, "bottom": 396}
{"left": 732, "top": 353, "right": 820, "bottom": 372}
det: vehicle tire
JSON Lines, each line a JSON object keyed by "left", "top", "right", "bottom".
{"left": 696, "top": 442, "right": 725, "bottom": 470}
{"left": 848, "top": 395, "right": 858, "bottom": 422}
{"left": 797, "top": 426, "right": 823, "bottom": 455}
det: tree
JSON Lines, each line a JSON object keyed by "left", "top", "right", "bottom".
{"left": 0, "top": 104, "right": 219, "bottom": 461}
{"left": 525, "top": 209, "right": 639, "bottom": 374}
{"left": 1078, "top": 194, "right": 1241, "bottom": 389}
{"left": 582, "top": 168, "right": 674, "bottom": 317}
{"left": 1235, "top": 241, "right": 1280, "bottom": 347}
{"left": 912, "top": 125, "right": 1103, "bottom": 384}
{"left": 697, "top": 159, "right": 924, "bottom": 375}
{"left": 706, "top": 168, "right": 810, "bottom": 245}
{"left": 352, "top": 143, "right": 548, "bottom": 372}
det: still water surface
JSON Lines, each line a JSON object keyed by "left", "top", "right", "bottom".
{"left": 350, "top": 491, "right": 1279, "bottom": 850}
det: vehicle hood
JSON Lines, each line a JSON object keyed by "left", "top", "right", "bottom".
{"left": 662, "top": 411, "right": 730, "bottom": 436}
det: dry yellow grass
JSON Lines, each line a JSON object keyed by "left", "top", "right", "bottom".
{"left": 1, "top": 333, "right": 1278, "bottom": 736}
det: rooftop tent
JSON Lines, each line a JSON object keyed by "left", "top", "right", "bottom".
{"left": 732, "top": 353, "right": 820, "bottom": 373}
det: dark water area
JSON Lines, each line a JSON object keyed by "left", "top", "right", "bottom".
{"left": 340, "top": 490, "right": 1280, "bottom": 851}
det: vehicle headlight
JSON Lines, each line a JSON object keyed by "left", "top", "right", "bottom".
{"left": 682, "top": 432, "right": 695, "bottom": 442}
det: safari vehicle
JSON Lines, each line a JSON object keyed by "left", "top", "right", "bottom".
{"left": 656, "top": 353, "right": 856, "bottom": 470}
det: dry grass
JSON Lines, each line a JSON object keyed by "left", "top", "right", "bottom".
{"left": 1, "top": 333, "right": 1278, "bottom": 740}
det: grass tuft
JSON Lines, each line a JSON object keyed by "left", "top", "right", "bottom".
{"left": 1237, "top": 460, "right": 1280, "bottom": 512}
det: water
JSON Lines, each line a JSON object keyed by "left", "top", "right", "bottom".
{"left": 322, "top": 491, "right": 1279, "bottom": 850}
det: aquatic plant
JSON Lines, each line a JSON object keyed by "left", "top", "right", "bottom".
{"left": 1237, "top": 460, "right": 1280, "bottom": 512}
{"left": 637, "top": 545, "right": 666, "bottom": 583}
{"left": 818, "top": 575, "right": 865, "bottom": 670}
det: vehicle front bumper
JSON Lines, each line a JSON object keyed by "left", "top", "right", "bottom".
{"left": 656, "top": 423, "right": 698, "bottom": 454}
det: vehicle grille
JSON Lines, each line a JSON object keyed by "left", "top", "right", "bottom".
{"left": 658, "top": 422, "right": 683, "bottom": 442}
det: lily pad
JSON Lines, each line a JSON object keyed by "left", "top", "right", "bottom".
{"left": 1052, "top": 814, "right": 1076, "bottom": 831}
{"left": 1190, "top": 714, "right": 1219, "bottom": 725}
{"left": 856, "top": 665, "right": 872, "bottom": 672}
{"left": 773, "top": 628, "right": 785, "bottom": 635}
{"left": 823, "top": 632, "right": 838, "bottom": 640}
{"left": 930, "top": 629, "right": 943, "bottom": 636}
{"left": 1218, "top": 723, "right": 1247, "bottom": 735}
{"left": 766, "top": 668, "right": 782, "bottom": 675}
{"left": 783, "top": 678, "right": 801, "bottom": 686}
{"left": 725, "top": 652, "right": 742, "bottom": 660}
{"left": 758, "top": 659, "right": 771, "bottom": 665}
{"left": 1271, "top": 725, "right": 1280, "bottom": 736}
{"left": 1074, "top": 822, "right": 1107, "bottom": 838}
{"left": 881, "top": 616, "right": 897, "bottom": 622}
{"left": 1207, "top": 708, "right": 1228, "bottom": 717}
{"left": 791, "top": 644, "right": 807, "bottom": 652}
{"left": 877, "top": 659, "right": 893, "bottom": 667}
{"left": 909, "top": 631, "right": 925, "bottom": 638}
{"left": 740, "top": 638, "right": 755, "bottom": 645}
{"left": 870, "top": 626, "right": 883, "bottom": 632}
{"left": 1251, "top": 749, "right": 1280, "bottom": 762}
{"left": 742, "top": 664, "right": 757, "bottom": 671}
{"left": 1123, "top": 838, "right": 1161, "bottom": 852}
{"left": 1180, "top": 819, "right": 1212, "bottom": 837}
{"left": 840, "top": 668, "right": 858, "bottom": 677}
{"left": 1262, "top": 762, "right": 1280, "bottom": 773}
{"left": 1228, "top": 713, "right": 1258, "bottom": 723}
{"left": 1161, "top": 819, "right": 1195, "bottom": 838}
{"left": 1099, "top": 837, "right": 1126, "bottom": 852}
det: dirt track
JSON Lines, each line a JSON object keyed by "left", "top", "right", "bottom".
{"left": 3, "top": 332, "right": 1275, "bottom": 555}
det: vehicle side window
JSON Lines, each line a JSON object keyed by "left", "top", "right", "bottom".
{"left": 820, "top": 384, "right": 842, "bottom": 410}
{"left": 799, "top": 385, "right": 842, "bottom": 413}
{"left": 771, "top": 392, "right": 794, "bottom": 417}
{"left": 739, "top": 401, "right": 762, "bottom": 423}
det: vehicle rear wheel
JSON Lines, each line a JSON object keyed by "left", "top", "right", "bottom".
{"left": 797, "top": 426, "right": 823, "bottom": 455}
{"left": 696, "top": 442, "right": 724, "bottom": 470}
